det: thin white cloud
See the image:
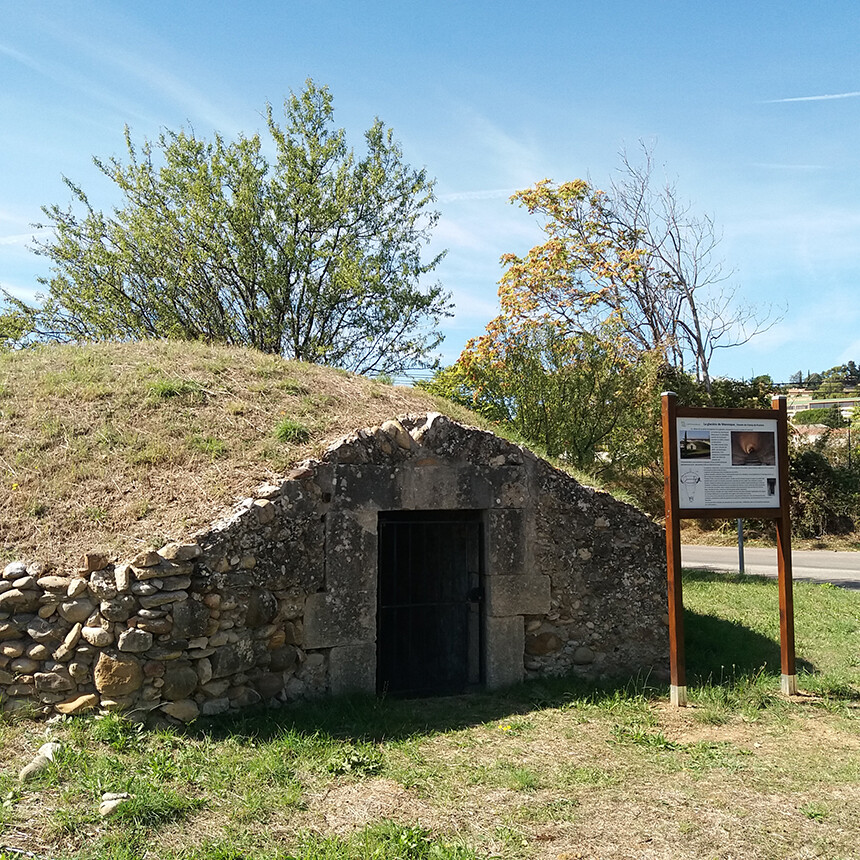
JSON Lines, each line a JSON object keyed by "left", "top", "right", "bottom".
{"left": 0, "top": 231, "right": 48, "bottom": 247}
{"left": 437, "top": 189, "right": 514, "bottom": 203}
{"left": 36, "top": 14, "right": 242, "bottom": 135}
{"left": 751, "top": 163, "right": 826, "bottom": 171}
{"left": 840, "top": 340, "right": 860, "bottom": 363}
{"left": 0, "top": 282, "right": 41, "bottom": 303}
{"left": 0, "top": 42, "right": 48, "bottom": 74}
{"left": 764, "top": 91, "right": 860, "bottom": 103}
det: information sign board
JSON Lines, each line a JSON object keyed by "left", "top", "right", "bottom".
{"left": 661, "top": 393, "right": 796, "bottom": 707}
{"left": 676, "top": 416, "right": 780, "bottom": 509}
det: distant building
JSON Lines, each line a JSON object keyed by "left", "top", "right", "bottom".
{"left": 784, "top": 387, "right": 859, "bottom": 420}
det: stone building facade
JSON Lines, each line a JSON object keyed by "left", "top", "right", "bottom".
{"left": 0, "top": 414, "right": 668, "bottom": 721}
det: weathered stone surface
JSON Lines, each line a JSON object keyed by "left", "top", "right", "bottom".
{"left": 67, "top": 578, "right": 88, "bottom": 597}
{"left": 135, "top": 561, "right": 193, "bottom": 581}
{"left": 195, "top": 658, "right": 212, "bottom": 684}
{"left": 35, "top": 670, "right": 75, "bottom": 692}
{"left": 58, "top": 598, "right": 96, "bottom": 624}
{"left": 200, "top": 697, "right": 230, "bottom": 716}
{"left": 117, "top": 628, "right": 153, "bottom": 653}
{"left": 68, "top": 661, "right": 89, "bottom": 683}
{"left": 88, "top": 570, "right": 118, "bottom": 599}
{"left": 0, "top": 412, "right": 668, "bottom": 722}
{"left": 26, "top": 642, "right": 51, "bottom": 660}
{"left": 161, "top": 699, "right": 199, "bottom": 722}
{"left": 56, "top": 693, "right": 99, "bottom": 715}
{"left": 100, "top": 595, "right": 137, "bottom": 621}
{"left": 485, "top": 615, "right": 525, "bottom": 689}
{"left": 251, "top": 672, "right": 285, "bottom": 700}
{"left": 131, "top": 550, "right": 162, "bottom": 568}
{"left": 161, "top": 666, "right": 198, "bottom": 700}
{"left": 0, "top": 621, "right": 21, "bottom": 640}
{"left": 0, "top": 590, "right": 40, "bottom": 612}
{"left": 26, "top": 618, "right": 65, "bottom": 643}
{"left": 172, "top": 599, "right": 209, "bottom": 638}
{"left": 37, "top": 575, "right": 70, "bottom": 593}
{"left": 114, "top": 564, "right": 132, "bottom": 592}
{"left": 3, "top": 562, "right": 27, "bottom": 580}
{"left": 81, "top": 552, "right": 110, "bottom": 572}
{"left": 19, "top": 754, "right": 51, "bottom": 782}
{"left": 82, "top": 626, "right": 113, "bottom": 647}
{"left": 329, "top": 644, "right": 375, "bottom": 695}
{"left": 12, "top": 575, "right": 37, "bottom": 590}
{"left": 245, "top": 588, "right": 277, "bottom": 628}
{"left": 99, "top": 793, "right": 131, "bottom": 816}
{"left": 0, "top": 640, "right": 25, "bottom": 658}
{"left": 158, "top": 543, "right": 202, "bottom": 562}
{"left": 136, "top": 617, "right": 173, "bottom": 635}
{"left": 94, "top": 651, "right": 144, "bottom": 696}
{"left": 253, "top": 499, "right": 275, "bottom": 524}
{"left": 525, "top": 632, "right": 564, "bottom": 656}
{"left": 139, "top": 591, "right": 187, "bottom": 609}
{"left": 486, "top": 575, "right": 551, "bottom": 617}
{"left": 162, "top": 576, "right": 191, "bottom": 592}
{"left": 572, "top": 646, "right": 595, "bottom": 665}
{"left": 210, "top": 641, "right": 256, "bottom": 679}
{"left": 11, "top": 656, "right": 40, "bottom": 674}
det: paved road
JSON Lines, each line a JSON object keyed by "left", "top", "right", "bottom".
{"left": 681, "top": 544, "right": 860, "bottom": 589}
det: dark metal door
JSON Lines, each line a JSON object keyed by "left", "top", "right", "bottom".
{"left": 377, "top": 511, "right": 483, "bottom": 697}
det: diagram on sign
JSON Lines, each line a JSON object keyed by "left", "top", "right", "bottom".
{"left": 679, "top": 469, "right": 703, "bottom": 504}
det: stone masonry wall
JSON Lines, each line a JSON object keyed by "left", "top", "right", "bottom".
{"left": 0, "top": 414, "right": 668, "bottom": 722}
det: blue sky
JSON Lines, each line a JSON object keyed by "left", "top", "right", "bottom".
{"left": 2, "top": 1, "right": 859, "bottom": 382}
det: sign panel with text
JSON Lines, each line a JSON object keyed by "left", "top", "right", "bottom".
{"left": 676, "top": 417, "right": 779, "bottom": 509}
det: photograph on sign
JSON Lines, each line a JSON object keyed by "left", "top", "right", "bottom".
{"left": 676, "top": 417, "right": 779, "bottom": 509}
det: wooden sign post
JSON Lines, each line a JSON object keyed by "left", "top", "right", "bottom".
{"left": 661, "top": 392, "right": 796, "bottom": 707}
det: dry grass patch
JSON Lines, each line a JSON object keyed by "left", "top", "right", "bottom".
{"left": 0, "top": 340, "right": 486, "bottom": 568}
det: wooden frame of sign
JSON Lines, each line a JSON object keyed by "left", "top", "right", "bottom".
{"left": 661, "top": 392, "right": 796, "bottom": 707}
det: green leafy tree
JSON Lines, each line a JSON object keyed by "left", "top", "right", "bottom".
{"left": 0, "top": 290, "right": 33, "bottom": 349}
{"left": 426, "top": 317, "right": 661, "bottom": 471}
{"left": 794, "top": 407, "right": 835, "bottom": 425}
{"left": 790, "top": 444, "right": 859, "bottom": 537}
{"left": 496, "top": 147, "right": 776, "bottom": 397}
{"left": 16, "top": 80, "right": 451, "bottom": 374}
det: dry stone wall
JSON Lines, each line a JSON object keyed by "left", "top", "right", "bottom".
{"left": 0, "top": 413, "right": 668, "bottom": 722}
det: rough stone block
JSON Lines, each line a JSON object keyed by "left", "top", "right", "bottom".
{"left": 485, "top": 615, "right": 524, "bottom": 690}
{"left": 324, "top": 511, "right": 377, "bottom": 592}
{"left": 398, "top": 463, "right": 460, "bottom": 509}
{"left": 172, "top": 599, "right": 210, "bottom": 638}
{"left": 486, "top": 509, "right": 526, "bottom": 577}
{"left": 328, "top": 643, "right": 376, "bottom": 695}
{"left": 332, "top": 465, "right": 398, "bottom": 509}
{"left": 486, "top": 575, "right": 551, "bottom": 617}
{"left": 303, "top": 591, "right": 375, "bottom": 649}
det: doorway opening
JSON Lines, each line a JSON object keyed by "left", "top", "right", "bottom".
{"left": 377, "top": 510, "right": 484, "bottom": 697}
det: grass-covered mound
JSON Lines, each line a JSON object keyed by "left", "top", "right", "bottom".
{"left": 0, "top": 341, "right": 486, "bottom": 569}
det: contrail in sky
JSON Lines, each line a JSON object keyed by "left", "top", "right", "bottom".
{"left": 765, "top": 91, "right": 860, "bottom": 103}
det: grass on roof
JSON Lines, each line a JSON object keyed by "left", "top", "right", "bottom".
{"left": 0, "top": 340, "right": 494, "bottom": 569}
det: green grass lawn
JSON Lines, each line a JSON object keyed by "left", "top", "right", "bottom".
{"left": 2, "top": 570, "right": 859, "bottom": 860}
